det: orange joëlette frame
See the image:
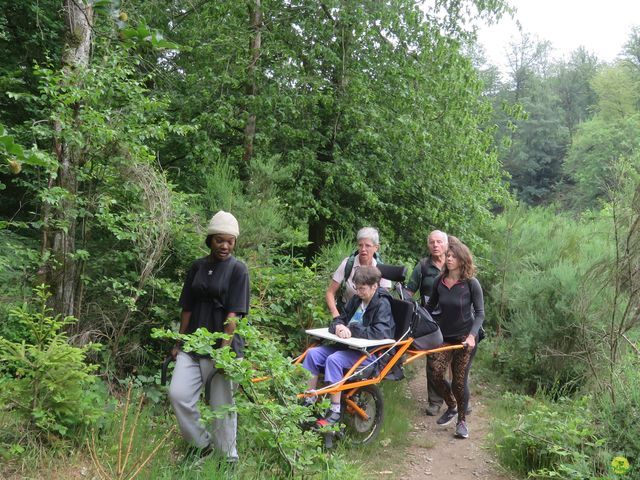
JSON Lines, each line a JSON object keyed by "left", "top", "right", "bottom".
{"left": 249, "top": 337, "right": 464, "bottom": 424}
{"left": 293, "top": 338, "right": 464, "bottom": 399}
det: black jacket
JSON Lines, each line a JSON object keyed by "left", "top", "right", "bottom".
{"left": 329, "top": 287, "right": 395, "bottom": 340}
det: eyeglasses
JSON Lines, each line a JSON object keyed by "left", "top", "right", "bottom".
{"left": 355, "top": 285, "right": 374, "bottom": 293}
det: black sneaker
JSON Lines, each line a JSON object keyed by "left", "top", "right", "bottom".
{"left": 436, "top": 407, "right": 458, "bottom": 426}
{"left": 455, "top": 420, "right": 469, "bottom": 439}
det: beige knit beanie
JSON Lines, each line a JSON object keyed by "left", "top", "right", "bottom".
{"left": 206, "top": 211, "right": 239, "bottom": 237}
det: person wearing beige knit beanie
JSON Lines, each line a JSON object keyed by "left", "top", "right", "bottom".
{"left": 206, "top": 210, "right": 240, "bottom": 239}
{"left": 169, "top": 210, "right": 250, "bottom": 465}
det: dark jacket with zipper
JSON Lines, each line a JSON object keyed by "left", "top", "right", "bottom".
{"left": 426, "top": 275, "right": 484, "bottom": 340}
{"left": 329, "top": 287, "right": 395, "bottom": 340}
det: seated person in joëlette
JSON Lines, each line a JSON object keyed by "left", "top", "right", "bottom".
{"left": 302, "top": 265, "right": 395, "bottom": 426}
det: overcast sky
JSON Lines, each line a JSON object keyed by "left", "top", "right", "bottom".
{"left": 476, "top": 0, "right": 640, "bottom": 69}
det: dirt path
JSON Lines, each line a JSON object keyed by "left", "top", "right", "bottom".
{"left": 397, "top": 359, "right": 515, "bottom": 480}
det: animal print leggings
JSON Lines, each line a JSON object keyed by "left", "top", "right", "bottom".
{"left": 428, "top": 341, "right": 477, "bottom": 422}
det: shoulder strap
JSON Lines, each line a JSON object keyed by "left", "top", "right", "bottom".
{"left": 467, "top": 278, "right": 477, "bottom": 313}
{"left": 343, "top": 251, "right": 358, "bottom": 282}
{"left": 419, "top": 257, "right": 429, "bottom": 279}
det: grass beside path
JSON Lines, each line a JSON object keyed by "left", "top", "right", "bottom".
{"left": 1, "top": 347, "right": 513, "bottom": 480}
{"left": 345, "top": 380, "right": 416, "bottom": 478}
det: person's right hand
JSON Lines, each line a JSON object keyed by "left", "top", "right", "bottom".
{"left": 335, "top": 324, "right": 352, "bottom": 339}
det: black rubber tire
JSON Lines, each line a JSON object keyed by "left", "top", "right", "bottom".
{"left": 342, "top": 384, "right": 384, "bottom": 445}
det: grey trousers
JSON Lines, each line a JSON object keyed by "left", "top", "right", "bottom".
{"left": 413, "top": 330, "right": 445, "bottom": 408}
{"left": 169, "top": 351, "right": 238, "bottom": 459}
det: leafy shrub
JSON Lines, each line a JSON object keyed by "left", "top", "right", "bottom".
{"left": 152, "top": 319, "right": 329, "bottom": 478}
{"left": 485, "top": 205, "right": 612, "bottom": 392}
{"left": 250, "top": 256, "right": 327, "bottom": 353}
{"left": 315, "top": 234, "right": 357, "bottom": 278}
{"left": 492, "top": 392, "right": 608, "bottom": 478}
{"left": 0, "top": 285, "right": 103, "bottom": 437}
{"left": 593, "top": 354, "right": 640, "bottom": 475}
{"left": 75, "top": 159, "right": 195, "bottom": 376}
{"left": 0, "top": 229, "right": 41, "bottom": 343}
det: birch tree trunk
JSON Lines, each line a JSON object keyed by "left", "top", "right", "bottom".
{"left": 42, "top": 0, "right": 93, "bottom": 317}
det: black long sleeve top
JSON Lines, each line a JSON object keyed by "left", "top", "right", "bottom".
{"left": 426, "top": 275, "right": 484, "bottom": 340}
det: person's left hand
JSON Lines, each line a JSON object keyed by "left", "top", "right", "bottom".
{"left": 462, "top": 333, "right": 476, "bottom": 349}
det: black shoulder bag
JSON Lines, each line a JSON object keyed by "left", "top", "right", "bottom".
{"left": 409, "top": 301, "right": 439, "bottom": 338}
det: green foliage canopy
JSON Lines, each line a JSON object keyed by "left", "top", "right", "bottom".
{"left": 140, "top": 0, "right": 509, "bottom": 256}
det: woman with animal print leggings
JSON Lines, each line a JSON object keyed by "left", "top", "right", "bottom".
{"left": 426, "top": 237, "right": 484, "bottom": 439}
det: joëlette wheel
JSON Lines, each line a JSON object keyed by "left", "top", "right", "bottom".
{"left": 342, "top": 384, "right": 383, "bottom": 445}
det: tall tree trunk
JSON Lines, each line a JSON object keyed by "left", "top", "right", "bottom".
{"left": 306, "top": 11, "right": 349, "bottom": 261}
{"left": 41, "top": 0, "right": 93, "bottom": 317}
{"left": 307, "top": 210, "right": 327, "bottom": 261}
{"left": 242, "top": 0, "right": 261, "bottom": 178}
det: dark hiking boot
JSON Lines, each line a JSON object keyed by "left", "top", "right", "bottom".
{"left": 425, "top": 403, "right": 441, "bottom": 416}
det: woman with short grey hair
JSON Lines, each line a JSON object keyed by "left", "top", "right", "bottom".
{"left": 356, "top": 227, "right": 379, "bottom": 246}
{"left": 325, "top": 227, "right": 391, "bottom": 319}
